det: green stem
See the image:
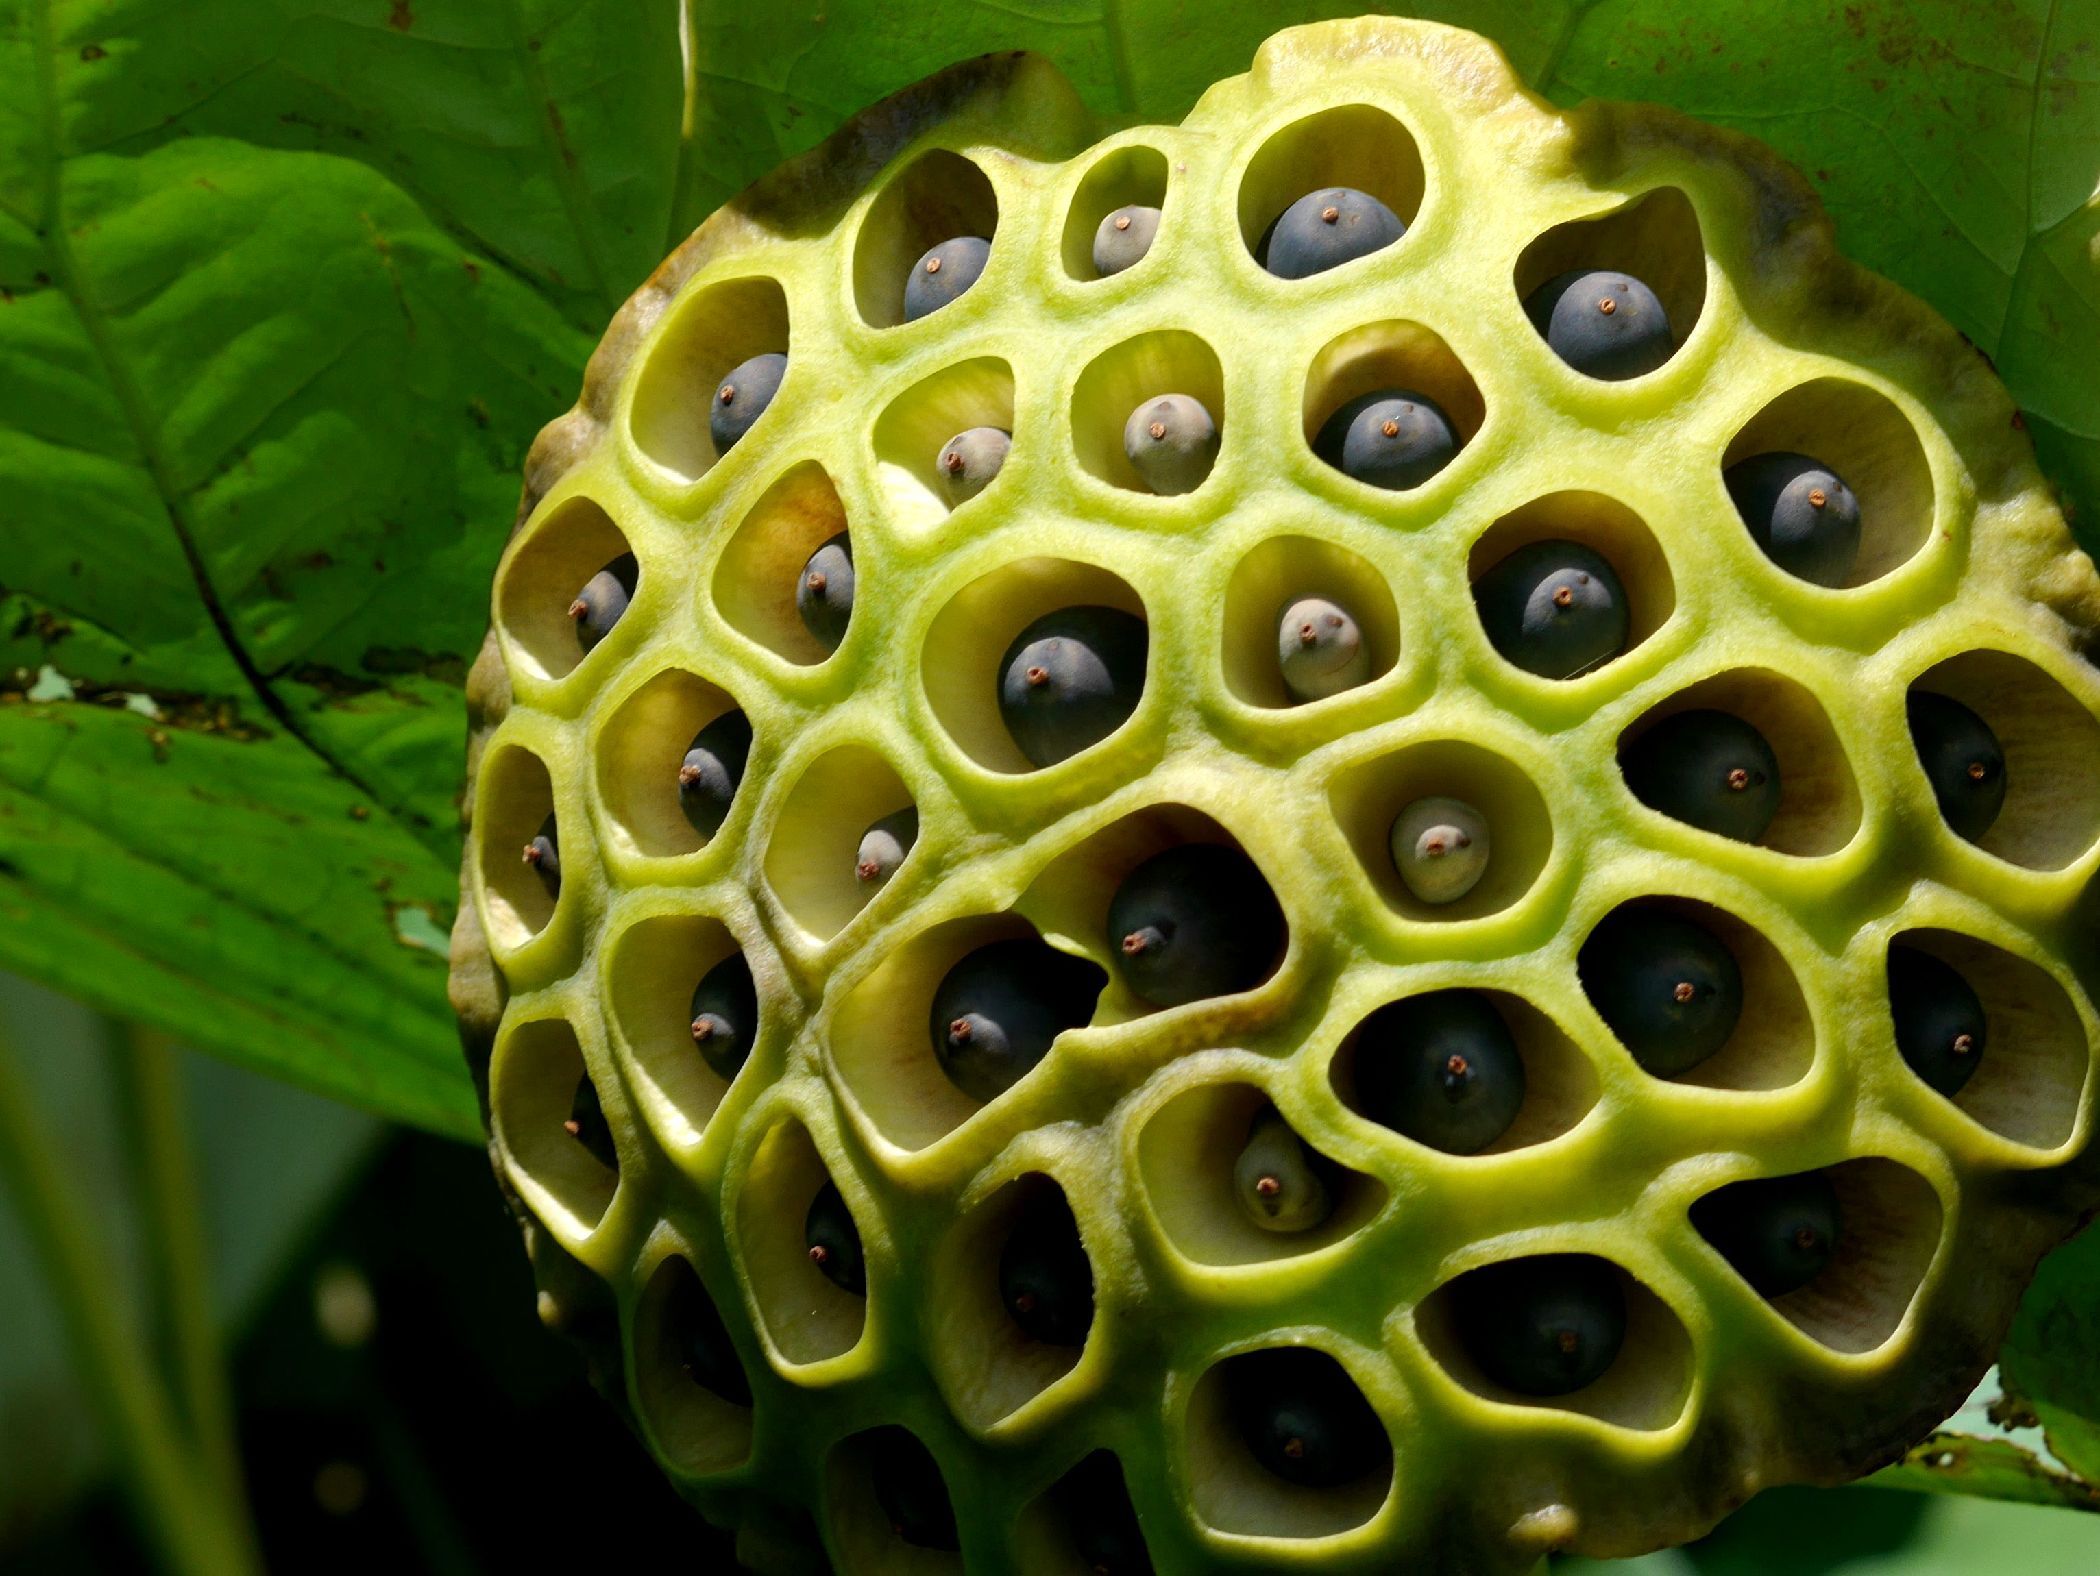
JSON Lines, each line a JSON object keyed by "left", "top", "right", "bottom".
{"left": 112, "top": 1025, "right": 259, "bottom": 1543}
{"left": 0, "top": 1026, "right": 261, "bottom": 1576}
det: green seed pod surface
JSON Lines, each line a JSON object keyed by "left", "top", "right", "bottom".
{"left": 453, "top": 19, "right": 2100, "bottom": 1574}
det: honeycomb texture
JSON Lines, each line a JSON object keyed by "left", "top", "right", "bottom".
{"left": 450, "top": 19, "right": 2100, "bottom": 1573}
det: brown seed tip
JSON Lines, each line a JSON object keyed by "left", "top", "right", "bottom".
{"left": 1445, "top": 1053, "right": 1470, "bottom": 1078}
{"left": 1552, "top": 585, "right": 1574, "bottom": 609}
{"left": 925, "top": 255, "right": 941, "bottom": 274}
{"left": 678, "top": 762, "right": 703, "bottom": 787}
{"left": 1556, "top": 1329, "right": 1580, "bottom": 1354}
{"left": 1726, "top": 767, "right": 1750, "bottom": 791}
{"left": 1320, "top": 206, "right": 1340, "bottom": 224}
{"left": 562, "top": 1119, "right": 581, "bottom": 1136}
{"left": 805, "top": 570, "right": 826, "bottom": 593}
{"left": 1283, "top": 1435, "right": 1307, "bottom": 1458}
{"left": 1381, "top": 418, "right": 1400, "bottom": 438}
{"left": 1148, "top": 420, "right": 1166, "bottom": 441}
{"left": 856, "top": 859, "right": 880, "bottom": 882}
{"left": 1808, "top": 488, "right": 1828, "bottom": 509}
{"left": 1113, "top": 214, "right": 1131, "bottom": 232}
{"left": 521, "top": 843, "right": 542, "bottom": 865}
{"left": 691, "top": 1018, "right": 714, "bottom": 1042}
{"left": 717, "top": 384, "right": 734, "bottom": 405}
{"left": 948, "top": 1017, "right": 972, "bottom": 1044}
{"left": 1597, "top": 296, "right": 1617, "bottom": 316}
{"left": 1255, "top": 1175, "right": 1282, "bottom": 1198}
{"left": 567, "top": 597, "right": 588, "bottom": 621}
{"left": 1298, "top": 622, "right": 1318, "bottom": 646}
{"left": 1952, "top": 1033, "right": 1975, "bottom": 1055}
{"left": 942, "top": 450, "right": 964, "bottom": 474}
{"left": 1793, "top": 1226, "right": 1819, "bottom": 1251}
{"left": 1013, "top": 1291, "right": 1037, "bottom": 1314}
{"left": 808, "top": 1244, "right": 829, "bottom": 1265}
{"left": 1025, "top": 664, "right": 1049, "bottom": 687}
{"left": 1424, "top": 836, "right": 1447, "bottom": 856}
{"left": 1966, "top": 761, "right": 1988, "bottom": 781}
{"left": 1121, "top": 931, "right": 1150, "bottom": 956}
{"left": 1673, "top": 980, "right": 1696, "bottom": 1004}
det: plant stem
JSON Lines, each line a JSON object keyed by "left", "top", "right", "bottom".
{"left": 0, "top": 1025, "right": 262, "bottom": 1576}
{"left": 112, "top": 1025, "right": 259, "bottom": 1540}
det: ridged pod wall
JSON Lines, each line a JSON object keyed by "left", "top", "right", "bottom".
{"left": 449, "top": 18, "right": 2100, "bottom": 1573}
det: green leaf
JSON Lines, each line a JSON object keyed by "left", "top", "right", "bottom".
{"left": 0, "top": 0, "right": 632, "bottom": 1132}
{"left": 1997, "top": 1224, "right": 2100, "bottom": 1489}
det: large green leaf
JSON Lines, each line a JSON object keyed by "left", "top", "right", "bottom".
{"left": 1, "top": 1, "right": 2094, "bottom": 1145}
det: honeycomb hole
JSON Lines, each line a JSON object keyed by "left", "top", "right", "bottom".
{"left": 930, "top": 1174, "right": 1094, "bottom": 1432}
{"left": 1300, "top": 320, "right": 1484, "bottom": 478}
{"left": 630, "top": 274, "right": 790, "bottom": 482}
{"left": 1062, "top": 144, "right": 1170, "bottom": 281}
{"left": 872, "top": 357, "right": 1017, "bottom": 533}
{"left": 1236, "top": 104, "right": 1425, "bottom": 265}
{"left": 1723, "top": 378, "right": 1934, "bottom": 585}
{"left": 828, "top": 1427, "right": 964, "bottom": 1571}
{"left": 766, "top": 745, "right": 916, "bottom": 941}
{"left": 831, "top": 914, "right": 1106, "bottom": 1152}
{"left": 496, "top": 495, "right": 637, "bottom": 684}
{"left": 635, "top": 1254, "right": 754, "bottom": 1475}
{"left": 1016, "top": 1451, "right": 1151, "bottom": 1576}
{"left": 854, "top": 149, "right": 998, "bottom": 329}
{"left": 1327, "top": 739, "right": 1553, "bottom": 922}
{"left": 1466, "top": 492, "right": 1676, "bottom": 669}
{"left": 1137, "top": 1081, "right": 1384, "bottom": 1268}
{"left": 1587, "top": 897, "right": 1815, "bottom": 1092}
{"left": 922, "top": 557, "right": 1149, "bottom": 774}
{"left": 1418, "top": 1256, "right": 1692, "bottom": 1431}
{"left": 477, "top": 746, "right": 560, "bottom": 945}
{"left": 1071, "top": 330, "right": 1225, "bottom": 494}
{"left": 606, "top": 913, "right": 743, "bottom": 1145}
{"left": 1222, "top": 535, "right": 1400, "bottom": 710}
{"left": 1186, "top": 1346, "right": 1393, "bottom": 1539}
{"left": 1016, "top": 805, "right": 1286, "bottom": 1023}
{"left": 1329, "top": 991, "right": 1600, "bottom": 1155}
{"left": 490, "top": 1018, "right": 617, "bottom": 1233}
{"left": 1513, "top": 188, "right": 1707, "bottom": 372}
{"left": 1617, "top": 668, "right": 1861, "bottom": 857}
{"left": 1892, "top": 928, "right": 2090, "bottom": 1150}
{"left": 1908, "top": 650, "right": 2100, "bottom": 870}
{"left": 714, "top": 461, "right": 852, "bottom": 665}
{"left": 735, "top": 1118, "right": 868, "bottom": 1366}
{"left": 1693, "top": 1158, "right": 1942, "bottom": 1355}
{"left": 596, "top": 668, "right": 746, "bottom": 859}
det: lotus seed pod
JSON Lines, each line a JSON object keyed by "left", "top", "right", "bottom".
{"left": 1092, "top": 203, "right": 1162, "bottom": 276}
{"left": 1389, "top": 794, "right": 1491, "bottom": 905}
{"left": 935, "top": 425, "right": 1012, "bottom": 504}
{"left": 1277, "top": 595, "right": 1371, "bottom": 702}
{"left": 455, "top": 22, "right": 2100, "bottom": 1572}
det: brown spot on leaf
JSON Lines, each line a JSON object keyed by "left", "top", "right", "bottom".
{"left": 79, "top": 43, "right": 106, "bottom": 61}
{"left": 387, "top": 0, "right": 413, "bottom": 31}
